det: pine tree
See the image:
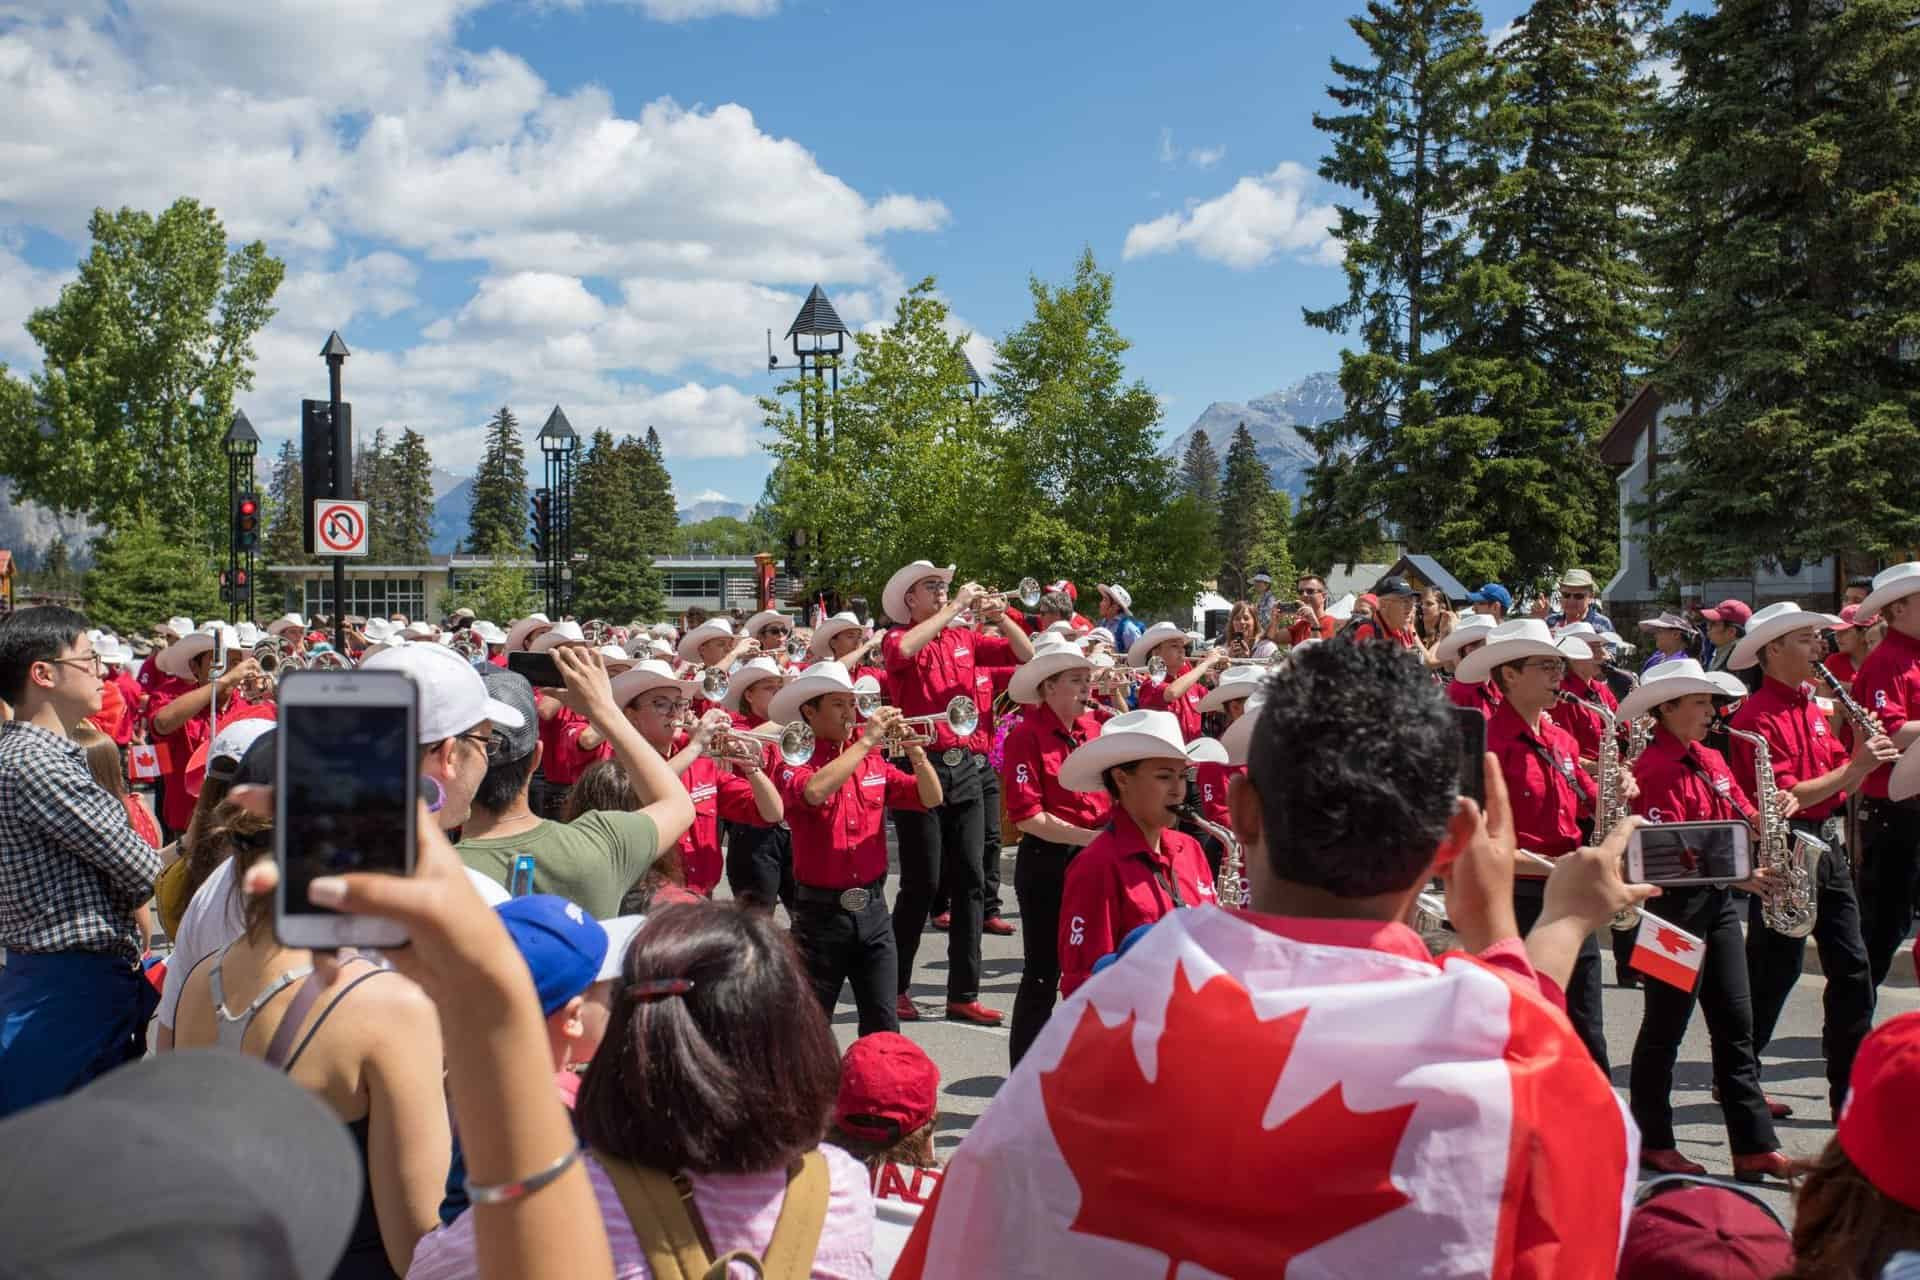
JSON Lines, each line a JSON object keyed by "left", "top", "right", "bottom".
{"left": 84, "top": 513, "right": 221, "bottom": 635}
{"left": 42, "top": 538, "right": 71, "bottom": 590}
{"left": 1639, "top": 0, "right": 1920, "bottom": 575}
{"left": 468, "top": 407, "right": 529, "bottom": 555}
{"left": 388, "top": 429, "right": 435, "bottom": 563}
{"left": 261, "top": 438, "right": 307, "bottom": 592}
{"left": 1179, "top": 430, "right": 1222, "bottom": 508}
{"left": 1217, "top": 424, "right": 1272, "bottom": 599}
{"left": 571, "top": 428, "right": 660, "bottom": 621}
{"left": 634, "top": 428, "right": 678, "bottom": 562}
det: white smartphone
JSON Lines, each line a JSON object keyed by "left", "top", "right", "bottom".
{"left": 274, "top": 667, "right": 418, "bottom": 949}
{"left": 1625, "top": 821, "right": 1753, "bottom": 888}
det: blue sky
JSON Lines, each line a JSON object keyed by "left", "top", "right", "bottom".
{"left": 0, "top": 0, "right": 1537, "bottom": 509}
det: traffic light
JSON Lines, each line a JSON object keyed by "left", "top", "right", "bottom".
{"left": 218, "top": 568, "right": 250, "bottom": 604}
{"left": 234, "top": 492, "right": 260, "bottom": 553}
{"left": 530, "top": 489, "right": 552, "bottom": 561}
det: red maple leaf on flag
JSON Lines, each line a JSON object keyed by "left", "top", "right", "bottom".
{"left": 1654, "top": 926, "right": 1697, "bottom": 955}
{"left": 1038, "top": 964, "right": 1417, "bottom": 1278}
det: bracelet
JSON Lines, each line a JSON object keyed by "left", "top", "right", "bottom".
{"left": 465, "top": 1144, "right": 585, "bottom": 1205}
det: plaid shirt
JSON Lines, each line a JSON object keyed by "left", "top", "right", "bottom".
{"left": 0, "top": 721, "right": 161, "bottom": 962}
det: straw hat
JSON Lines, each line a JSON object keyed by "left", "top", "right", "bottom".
{"left": 1616, "top": 659, "right": 1750, "bottom": 723}
{"left": 1008, "top": 636, "right": 1092, "bottom": 705}
{"left": 1727, "top": 603, "right": 1842, "bottom": 671}
{"left": 1453, "top": 619, "right": 1593, "bottom": 686}
{"left": 768, "top": 660, "right": 854, "bottom": 726}
{"left": 1059, "top": 709, "right": 1214, "bottom": 793}
{"left": 882, "top": 561, "right": 955, "bottom": 626}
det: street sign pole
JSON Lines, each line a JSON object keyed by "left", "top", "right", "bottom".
{"left": 323, "top": 333, "right": 351, "bottom": 655}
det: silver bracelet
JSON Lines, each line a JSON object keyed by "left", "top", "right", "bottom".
{"left": 465, "top": 1144, "right": 584, "bottom": 1205}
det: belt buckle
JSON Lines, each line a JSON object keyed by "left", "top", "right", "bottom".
{"left": 941, "top": 747, "right": 966, "bottom": 767}
{"left": 838, "top": 886, "right": 872, "bottom": 912}
{"left": 1821, "top": 816, "right": 1846, "bottom": 849}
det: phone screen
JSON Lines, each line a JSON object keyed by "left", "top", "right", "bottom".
{"left": 1635, "top": 823, "right": 1745, "bottom": 884}
{"left": 507, "top": 649, "right": 563, "bottom": 688}
{"left": 1453, "top": 707, "right": 1486, "bottom": 807}
{"left": 281, "top": 702, "right": 415, "bottom": 914}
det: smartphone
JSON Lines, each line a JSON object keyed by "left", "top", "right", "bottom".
{"left": 509, "top": 854, "right": 538, "bottom": 898}
{"left": 507, "top": 649, "right": 563, "bottom": 688}
{"left": 1453, "top": 707, "right": 1486, "bottom": 807}
{"left": 1625, "top": 821, "right": 1753, "bottom": 888}
{"left": 274, "top": 668, "right": 419, "bottom": 949}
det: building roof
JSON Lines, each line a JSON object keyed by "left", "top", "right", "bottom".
{"left": 1600, "top": 382, "right": 1664, "bottom": 467}
{"left": 786, "top": 285, "right": 849, "bottom": 339}
{"left": 1390, "top": 554, "right": 1471, "bottom": 601}
{"left": 1321, "top": 563, "right": 1393, "bottom": 599}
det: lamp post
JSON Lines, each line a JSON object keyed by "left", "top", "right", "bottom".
{"left": 537, "top": 406, "right": 579, "bottom": 617}
{"left": 963, "top": 351, "right": 986, "bottom": 402}
{"left": 766, "top": 285, "right": 849, "bottom": 602}
{"left": 224, "top": 409, "right": 260, "bottom": 624}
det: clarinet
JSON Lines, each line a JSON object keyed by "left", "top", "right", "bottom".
{"left": 1813, "top": 662, "right": 1885, "bottom": 740}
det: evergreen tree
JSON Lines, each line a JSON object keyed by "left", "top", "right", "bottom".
{"left": 1217, "top": 424, "right": 1273, "bottom": 599}
{"left": 84, "top": 513, "right": 220, "bottom": 635}
{"left": 42, "top": 538, "right": 72, "bottom": 590}
{"left": 1639, "top": 0, "right": 1920, "bottom": 575}
{"left": 634, "top": 428, "right": 678, "bottom": 562}
{"left": 388, "top": 429, "right": 435, "bottom": 563}
{"left": 571, "top": 428, "right": 661, "bottom": 621}
{"left": 261, "top": 438, "right": 306, "bottom": 599}
{"left": 468, "top": 407, "right": 528, "bottom": 555}
{"left": 1179, "top": 429, "right": 1222, "bottom": 508}
{"left": 354, "top": 428, "right": 398, "bottom": 560}
{"left": 1250, "top": 488, "right": 1298, "bottom": 595}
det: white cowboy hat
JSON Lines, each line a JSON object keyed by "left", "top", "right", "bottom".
{"left": 1552, "top": 621, "right": 1612, "bottom": 658}
{"left": 529, "top": 620, "right": 587, "bottom": 652}
{"left": 403, "top": 621, "right": 437, "bottom": 640}
{"left": 361, "top": 618, "right": 395, "bottom": 644}
{"left": 1635, "top": 611, "right": 1698, "bottom": 637}
{"left": 768, "top": 659, "right": 854, "bottom": 726}
{"left": 808, "top": 611, "right": 865, "bottom": 660}
{"left": 1059, "top": 709, "right": 1201, "bottom": 793}
{"left": 609, "top": 660, "right": 693, "bottom": 709}
{"left": 1453, "top": 619, "right": 1593, "bottom": 685}
{"left": 1127, "top": 620, "right": 1188, "bottom": 668}
{"left": 721, "top": 657, "right": 785, "bottom": 712}
{"left": 594, "top": 643, "right": 636, "bottom": 675}
{"left": 504, "top": 614, "right": 554, "bottom": 652}
{"left": 470, "top": 621, "right": 508, "bottom": 646}
{"left": 743, "top": 609, "right": 789, "bottom": 639}
{"left": 1222, "top": 692, "right": 1268, "bottom": 765}
{"left": 94, "top": 637, "right": 132, "bottom": 667}
{"left": 233, "top": 622, "right": 264, "bottom": 648}
{"left": 1859, "top": 562, "right": 1920, "bottom": 623}
{"left": 265, "top": 613, "right": 306, "bottom": 639}
{"left": 1008, "top": 636, "right": 1092, "bottom": 705}
{"left": 1186, "top": 737, "right": 1229, "bottom": 766}
{"left": 677, "top": 617, "right": 735, "bottom": 665}
{"left": 1891, "top": 740, "right": 1920, "bottom": 803}
{"left": 158, "top": 616, "right": 195, "bottom": 640}
{"left": 1198, "top": 663, "right": 1266, "bottom": 714}
{"left": 882, "top": 561, "right": 956, "bottom": 626}
{"left": 1728, "top": 602, "right": 1843, "bottom": 671}
{"left": 1096, "top": 583, "right": 1132, "bottom": 612}
{"left": 155, "top": 624, "right": 244, "bottom": 679}
{"left": 1432, "top": 613, "right": 1498, "bottom": 666}
{"left": 1325, "top": 593, "right": 1357, "bottom": 622}
{"left": 1042, "top": 620, "right": 1078, "bottom": 639}
{"left": 1616, "top": 658, "right": 1751, "bottom": 722}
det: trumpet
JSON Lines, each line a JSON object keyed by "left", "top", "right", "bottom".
{"left": 449, "top": 631, "right": 483, "bottom": 662}
{"left": 1089, "top": 666, "right": 1148, "bottom": 696}
{"left": 252, "top": 636, "right": 302, "bottom": 677}
{"left": 582, "top": 619, "right": 612, "bottom": 647}
{"left": 974, "top": 577, "right": 1044, "bottom": 612}
{"left": 702, "top": 721, "right": 815, "bottom": 768}
{"left": 874, "top": 696, "right": 979, "bottom": 754}
{"left": 307, "top": 648, "right": 354, "bottom": 669}
{"left": 852, "top": 676, "right": 885, "bottom": 718}
{"left": 695, "top": 665, "right": 730, "bottom": 700}
{"left": 785, "top": 634, "right": 809, "bottom": 661}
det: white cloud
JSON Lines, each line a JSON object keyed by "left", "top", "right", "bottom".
{"left": 631, "top": 0, "right": 779, "bottom": 18}
{"left": 1123, "top": 162, "right": 1340, "bottom": 270}
{"left": 1189, "top": 145, "right": 1225, "bottom": 170}
{"left": 1156, "top": 127, "right": 1225, "bottom": 170}
{"left": 0, "top": 241, "right": 66, "bottom": 363}
{"left": 687, "top": 488, "right": 736, "bottom": 503}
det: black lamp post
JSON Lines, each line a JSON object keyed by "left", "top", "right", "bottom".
{"left": 224, "top": 409, "right": 260, "bottom": 624}
{"left": 537, "top": 406, "right": 579, "bottom": 617}
{"left": 767, "top": 285, "right": 849, "bottom": 600}
{"left": 962, "top": 351, "right": 986, "bottom": 402}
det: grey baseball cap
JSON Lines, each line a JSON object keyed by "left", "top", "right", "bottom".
{"left": 479, "top": 665, "right": 540, "bottom": 762}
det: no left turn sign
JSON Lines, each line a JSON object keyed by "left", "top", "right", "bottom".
{"left": 314, "top": 500, "right": 370, "bottom": 557}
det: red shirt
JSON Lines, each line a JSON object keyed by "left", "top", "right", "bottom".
{"left": 138, "top": 667, "right": 194, "bottom": 776}
{"left": 1447, "top": 676, "right": 1501, "bottom": 721}
{"left": 150, "top": 689, "right": 273, "bottom": 830}
{"left": 539, "top": 708, "right": 601, "bottom": 786}
{"left": 488, "top": 651, "right": 508, "bottom": 669}
{"left": 1824, "top": 652, "right": 1858, "bottom": 688}
{"left": 1057, "top": 810, "right": 1217, "bottom": 996}
{"left": 1728, "top": 675, "right": 1850, "bottom": 820}
{"left": 88, "top": 678, "right": 129, "bottom": 746}
{"left": 882, "top": 625, "right": 1018, "bottom": 752}
{"left": 1136, "top": 663, "right": 1206, "bottom": 741}
{"left": 1344, "top": 619, "right": 1415, "bottom": 648}
{"left": 106, "top": 670, "right": 141, "bottom": 744}
{"left": 1486, "top": 699, "right": 1595, "bottom": 857}
{"left": 998, "top": 705, "right": 1110, "bottom": 831}
{"left": 779, "top": 739, "right": 928, "bottom": 888}
{"left": 1287, "top": 613, "right": 1340, "bottom": 645}
{"left": 1632, "top": 726, "right": 1753, "bottom": 825}
{"left": 1549, "top": 672, "right": 1617, "bottom": 764}
{"left": 1853, "top": 626, "right": 1920, "bottom": 799}
{"left": 676, "top": 755, "right": 770, "bottom": 894}
{"left": 1194, "top": 760, "right": 1243, "bottom": 829}
{"left": 123, "top": 794, "right": 161, "bottom": 849}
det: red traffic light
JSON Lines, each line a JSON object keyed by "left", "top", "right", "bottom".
{"left": 234, "top": 569, "right": 248, "bottom": 586}
{"left": 238, "top": 497, "right": 259, "bottom": 518}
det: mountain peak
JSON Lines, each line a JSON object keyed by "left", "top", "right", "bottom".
{"left": 1166, "top": 371, "right": 1342, "bottom": 498}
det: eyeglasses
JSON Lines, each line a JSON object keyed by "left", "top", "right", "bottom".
{"left": 1300, "top": 587, "right": 1326, "bottom": 596}
{"left": 1522, "top": 658, "right": 1568, "bottom": 677}
{"left": 643, "top": 699, "right": 689, "bottom": 717}
{"left": 454, "top": 729, "right": 503, "bottom": 759}
{"left": 47, "top": 653, "right": 103, "bottom": 675}
{"left": 758, "top": 626, "right": 791, "bottom": 638}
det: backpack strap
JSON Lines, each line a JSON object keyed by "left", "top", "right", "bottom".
{"left": 594, "top": 1150, "right": 829, "bottom": 1280}
{"left": 752, "top": 1151, "right": 829, "bottom": 1280}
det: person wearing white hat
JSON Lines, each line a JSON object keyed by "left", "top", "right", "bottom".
{"left": 1847, "top": 562, "right": 1920, "bottom": 992}
{"left": 807, "top": 612, "right": 884, "bottom": 689}
{"left": 1093, "top": 583, "right": 1144, "bottom": 653}
{"left": 88, "top": 636, "right": 141, "bottom": 752}
{"left": 1436, "top": 613, "right": 1501, "bottom": 721}
{"left": 878, "top": 560, "right": 1035, "bottom": 1029}
{"left": 1724, "top": 602, "right": 1895, "bottom": 1120}
{"left": 773, "top": 661, "right": 942, "bottom": 1036}
{"left": 1545, "top": 623, "right": 1622, "bottom": 773}
{"left": 1053, "top": 709, "right": 1218, "bottom": 998}
{"left": 1128, "top": 622, "right": 1228, "bottom": 743}
{"left": 740, "top": 609, "right": 796, "bottom": 667}
{"left": 503, "top": 614, "right": 554, "bottom": 654}
{"left": 1618, "top": 657, "right": 1790, "bottom": 1183}
{"left": 468, "top": 621, "right": 509, "bottom": 667}
{"left": 147, "top": 624, "right": 272, "bottom": 837}
{"left": 714, "top": 658, "right": 799, "bottom": 914}
{"left": 1192, "top": 665, "right": 1263, "bottom": 840}
{"left": 1637, "top": 611, "right": 1698, "bottom": 675}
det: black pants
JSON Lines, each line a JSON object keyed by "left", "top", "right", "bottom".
{"left": 892, "top": 755, "right": 984, "bottom": 1004}
{"left": 724, "top": 822, "right": 796, "bottom": 914}
{"left": 1514, "top": 885, "right": 1609, "bottom": 1075}
{"left": 1629, "top": 886, "right": 1776, "bottom": 1154}
{"left": 933, "top": 755, "right": 1005, "bottom": 920}
{"left": 1009, "top": 836, "right": 1077, "bottom": 1068}
{"left": 790, "top": 882, "right": 898, "bottom": 1037}
{"left": 1860, "top": 798, "right": 1920, "bottom": 989}
{"left": 1746, "top": 825, "right": 1874, "bottom": 1110}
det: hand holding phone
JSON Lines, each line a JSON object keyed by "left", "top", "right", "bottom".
{"left": 1625, "top": 821, "right": 1754, "bottom": 888}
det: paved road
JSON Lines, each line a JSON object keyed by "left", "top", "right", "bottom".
{"left": 823, "top": 846, "right": 1920, "bottom": 1225}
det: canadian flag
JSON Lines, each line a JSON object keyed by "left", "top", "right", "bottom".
{"left": 126, "top": 744, "right": 161, "bottom": 782}
{"left": 893, "top": 908, "right": 1638, "bottom": 1279}
{"left": 1631, "top": 918, "right": 1705, "bottom": 993}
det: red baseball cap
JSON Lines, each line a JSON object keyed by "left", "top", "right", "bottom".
{"left": 1618, "top": 1183, "right": 1791, "bottom": 1280}
{"left": 1839, "top": 1011, "right": 1920, "bottom": 1210}
{"left": 1834, "top": 603, "right": 1878, "bottom": 631}
{"left": 1358, "top": 593, "right": 1380, "bottom": 610}
{"left": 1700, "top": 599, "right": 1753, "bottom": 627}
{"left": 833, "top": 1032, "right": 938, "bottom": 1144}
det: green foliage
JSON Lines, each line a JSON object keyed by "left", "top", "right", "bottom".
{"left": 1179, "top": 430, "right": 1222, "bottom": 508}
{"left": 260, "top": 438, "right": 307, "bottom": 600}
{"left": 0, "top": 198, "right": 283, "bottom": 546}
{"left": 387, "top": 429, "right": 435, "bottom": 563}
{"left": 468, "top": 407, "right": 528, "bottom": 554}
{"left": 1250, "top": 488, "right": 1298, "bottom": 599}
{"left": 84, "top": 513, "right": 220, "bottom": 635}
{"left": 1638, "top": 0, "right": 1920, "bottom": 575}
{"left": 571, "top": 428, "right": 666, "bottom": 621}
{"left": 674, "top": 516, "right": 764, "bottom": 556}
{"left": 1217, "top": 424, "right": 1271, "bottom": 598}
{"left": 441, "top": 530, "right": 540, "bottom": 624}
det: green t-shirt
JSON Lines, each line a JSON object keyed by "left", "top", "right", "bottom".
{"left": 457, "top": 812, "right": 659, "bottom": 920}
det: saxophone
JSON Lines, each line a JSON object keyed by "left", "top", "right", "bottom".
{"left": 1722, "top": 725, "right": 1821, "bottom": 939}
{"left": 1188, "top": 813, "right": 1249, "bottom": 908}
{"left": 1560, "top": 691, "right": 1640, "bottom": 931}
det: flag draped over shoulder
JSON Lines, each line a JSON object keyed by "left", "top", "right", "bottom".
{"left": 893, "top": 907, "right": 1638, "bottom": 1279}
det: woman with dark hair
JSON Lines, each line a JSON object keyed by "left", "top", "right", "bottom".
{"left": 410, "top": 900, "right": 877, "bottom": 1279}
{"left": 1416, "top": 586, "right": 1455, "bottom": 650}
{"left": 562, "top": 760, "right": 700, "bottom": 913}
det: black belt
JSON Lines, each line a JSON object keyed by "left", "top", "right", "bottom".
{"left": 794, "top": 876, "right": 886, "bottom": 912}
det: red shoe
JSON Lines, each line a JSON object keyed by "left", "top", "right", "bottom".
{"left": 931, "top": 912, "right": 951, "bottom": 931}
{"left": 983, "top": 915, "right": 1015, "bottom": 936}
{"left": 1640, "top": 1149, "right": 1707, "bottom": 1176}
{"left": 1711, "top": 1085, "right": 1794, "bottom": 1119}
{"left": 1733, "top": 1150, "right": 1793, "bottom": 1185}
{"left": 946, "top": 1001, "right": 1004, "bottom": 1026}
{"left": 895, "top": 994, "right": 921, "bottom": 1023}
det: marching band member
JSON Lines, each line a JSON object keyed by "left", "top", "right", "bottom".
{"left": 743, "top": 608, "right": 796, "bottom": 669}
{"left": 1456, "top": 618, "right": 1612, "bottom": 1068}
{"left": 998, "top": 637, "right": 1108, "bottom": 1065}
{"left": 771, "top": 661, "right": 941, "bottom": 1037}
{"left": 1727, "top": 603, "right": 1895, "bottom": 1117}
{"left": 1550, "top": 622, "right": 1621, "bottom": 773}
{"left": 1825, "top": 604, "right": 1871, "bottom": 688}
{"left": 809, "top": 611, "right": 886, "bottom": 693}
{"left": 1053, "top": 709, "right": 1218, "bottom": 998}
{"left": 264, "top": 613, "right": 307, "bottom": 659}
{"left": 1192, "top": 665, "right": 1261, "bottom": 856}
{"left": 962, "top": 619, "right": 1017, "bottom": 939}
{"left": 1436, "top": 613, "right": 1499, "bottom": 719}
{"left": 1094, "top": 583, "right": 1144, "bottom": 652}
{"left": 880, "top": 560, "right": 1034, "bottom": 1027}
{"left": 145, "top": 624, "right": 273, "bottom": 838}
{"left": 470, "top": 620, "right": 509, "bottom": 667}
{"left": 526, "top": 622, "right": 592, "bottom": 819}
{"left": 1130, "top": 621, "right": 1226, "bottom": 741}
{"left": 503, "top": 613, "right": 553, "bottom": 653}
{"left": 676, "top": 615, "right": 758, "bottom": 716}
{"left": 1621, "top": 659, "right": 1789, "bottom": 1183}
{"left": 1850, "top": 562, "right": 1920, "bottom": 991}
{"left": 720, "top": 657, "right": 798, "bottom": 913}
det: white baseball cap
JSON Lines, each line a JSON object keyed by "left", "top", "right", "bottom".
{"left": 360, "top": 643, "right": 527, "bottom": 744}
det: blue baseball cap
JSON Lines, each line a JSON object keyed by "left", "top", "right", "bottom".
{"left": 1467, "top": 583, "right": 1513, "bottom": 609}
{"left": 496, "top": 895, "right": 609, "bottom": 1015}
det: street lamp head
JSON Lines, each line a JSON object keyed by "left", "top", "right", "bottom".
{"left": 538, "top": 405, "right": 579, "bottom": 456}
{"left": 319, "top": 331, "right": 351, "bottom": 361}
{"left": 785, "top": 284, "right": 848, "bottom": 358}
{"left": 224, "top": 408, "right": 261, "bottom": 459}
{"left": 962, "top": 350, "right": 986, "bottom": 400}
